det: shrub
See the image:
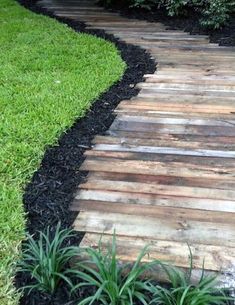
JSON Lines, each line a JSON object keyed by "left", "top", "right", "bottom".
{"left": 101, "top": 0, "right": 235, "bottom": 29}
{"left": 71, "top": 234, "right": 159, "bottom": 305}
{"left": 200, "top": 0, "right": 234, "bottom": 29}
{"left": 18, "top": 224, "right": 79, "bottom": 294}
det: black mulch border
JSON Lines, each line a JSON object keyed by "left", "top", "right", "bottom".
{"left": 15, "top": 0, "right": 156, "bottom": 304}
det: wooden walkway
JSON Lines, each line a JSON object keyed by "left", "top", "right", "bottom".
{"left": 39, "top": 0, "right": 235, "bottom": 284}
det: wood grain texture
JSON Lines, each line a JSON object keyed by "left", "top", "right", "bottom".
{"left": 38, "top": 0, "right": 235, "bottom": 284}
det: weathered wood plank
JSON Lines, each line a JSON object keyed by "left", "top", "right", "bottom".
{"left": 91, "top": 143, "right": 235, "bottom": 158}
{"left": 73, "top": 199, "right": 235, "bottom": 225}
{"left": 81, "top": 157, "right": 235, "bottom": 180}
{"left": 79, "top": 178, "right": 235, "bottom": 201}
{"left": 74, "top": 189, "right": 235, "bottom": 212}
{"left": 74, "top": 211, "right": 235, "bottom": 247}
{"left": 92, "top": 135, "right": 235, "bottom": 151}
{"left": 110, "top": 120, "right": 235, "bottom": 136}
{"left": 80, "top": 233, "right": 235, "bottom": 271}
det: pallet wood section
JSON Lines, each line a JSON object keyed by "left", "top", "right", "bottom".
{"left": 38, "top": 0, "right": 235, "bottom": 285}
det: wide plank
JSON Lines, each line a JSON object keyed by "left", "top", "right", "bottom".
{"left": 74, "top": 211, "right": 235, "bottom": 247}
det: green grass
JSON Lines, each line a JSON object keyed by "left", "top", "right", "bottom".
{"left": 0, "top": 1, "right": 125, "bottom": 303}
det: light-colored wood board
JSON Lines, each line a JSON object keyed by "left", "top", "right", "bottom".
{"left": 80, "top": 233, "right": 235, "bottom": 272}
{"left": 84, "top": 149, "right": 235, "bottom": 167}
{"left": 74, "top": 189, "right": 235, "bottom": 212}
{"left": 73, "top": 199, "right": 235, "bottom": 225}
{"left": 74, "top": 211, "right": 235, "bottom": 247}
{"left": 79, "top": 178, "right": 235, "bottom": 201}
{"left": 91, "top": 143, "right": 235, "bottom": 158}
{"left": 93, "top": 134, "right": 235, "bottom": 151}
{"left": 81, "top": 157, "right": 235, "bottom": 180}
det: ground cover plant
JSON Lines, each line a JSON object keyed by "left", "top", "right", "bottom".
{"left": 149, "top": 251, "right": 232, "bottom": 305}
{"left": 19, "top": 229, "right": 234, "bottom": 305}
{"left": 19, "top": 223, "right": 78, "bottom": 294}
{"left": 71, "top": 234, "right": 157, "bottom": 305}
{"left": 0, "top": 1, "right": 125, "bottom": 303}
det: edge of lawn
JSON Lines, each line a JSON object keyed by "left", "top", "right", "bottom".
{"left": 1, "top": 0, "right": 126, "bottom": 304}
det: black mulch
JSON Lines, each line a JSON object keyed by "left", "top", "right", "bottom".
{"left": 15, "top": 0, "right": 156, "bottom": 304}
{"left": 100, "top": 1, "right": 235, "bottom": 46}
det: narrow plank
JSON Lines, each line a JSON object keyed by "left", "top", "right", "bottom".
{"left": 138, "top": 87, "right": 235, "bottom": 97}
{"left": 85, "top": 149, "right": 235, "bottom": 168}
{"left": 144, "top": 78, "right": 235, "bottom": 87}
{"left": 137, "top": 82, "right": 235, "bottom": 91}
{"left": 110, "top": 115, "right": 235, "bottom": 127}
{"left": 116, "top": 104, "right": 235, "bottom": 115}
{"left": 79, "top": 178, "right": 235, "bottom": 201}
{"left": 104, "top": 131, "right": 235, "bottom": 144}
{"left": 91, "top": 143, "right": 235, "bottom": 158}
{"left": 110, "top": 120, "right": 235, "bottom": 136}
{"left": 93, "top": 135, "right": 235, "bottom": 151}
{"left": 114, "top": 109, "right": 234, "bottom": 119}
{"left": 73, "top": 199, "right": 235, "bottom": 225}
{"left": 76, "top": 170, "right": 235, "bottom": 190}
{"left": 74, "top": 189, "right": 235, "bottom": 212}
{"left": 81, "top": 157, "right": 235, "bottom": 181}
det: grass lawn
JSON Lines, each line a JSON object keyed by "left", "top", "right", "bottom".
{"left": 0, "top": 1, "right": 125, "bottom": 303}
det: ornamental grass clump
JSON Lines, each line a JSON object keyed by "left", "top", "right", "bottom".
{"left": 19, "top": 224, "right": 79, "bottom": 294}
{"left": 71, "top": 234, "right": 158, "bottom": 305}
{"left": 149, "top": 248, "right": 232, "bottom": 305}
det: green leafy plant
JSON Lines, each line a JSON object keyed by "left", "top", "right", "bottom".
{"left": 71, "top": 233, "right": 159, "bottom": 305}
{"left": 18, "top": 224, "right": 79, "bottom": 294}
{"left": 149, "top": 247, "right": 232, "bottom": 305}
{"left": 200, "top": 0, "right": 234, "bottom": 29}
{"left": 100, "top": 0, "right": 235, "bottom": 29}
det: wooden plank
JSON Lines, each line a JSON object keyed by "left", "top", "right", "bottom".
{"left": 81, "top": 157, "right": 235, "bottom": 180}
{"left": 116, "top": 104, "right": 235, "bottom": 115}
{"left": 115, "top": 110, "right": 235, "bottom": 120}
{"left": 93, "top": 134, "right": 235, "bottom": 150}
{"left": 104, "top": 131, "right": 235, "bottom": 144}
{"left": 119, "top": 96, "right": 235, "bottom": 105}
{"left": 80, "top": 233, "right": 235, "bottom": 272}
{"left": 85, "top": 149, "right": 235, "bottom": 164}
{"left": 138, "top": 87, "right": 235, "bottom": 97}
{"left": 144, "top": 78, "right": 235, "bottom": 87}
{"left": 83, "top": 170, "right": 235, "bottom": 189}
{"left": 117, "top": 33, "right": 209, "bottom": 41}
{"left": 74, "top": 189, "right": 235, "bottom": 212}
{"left": 110, "top": 120, "right": 235, "bottom": 136}
{"left": 91, "top": 143, "right": 235, "bottom": 158}
{"left": 79, "top": 178, "right": 235, "bottom": 201}
{"left": 73, "top": 199, "right": 235, "bottom": 225}
{"left": 74, "top": 211, "right": 235, "bottom": 247}
{"left": 110, "top": 115, "right": 235, "bottom": 127}
{"left": 137, "top": 82, "right": 235, "bottom": 91}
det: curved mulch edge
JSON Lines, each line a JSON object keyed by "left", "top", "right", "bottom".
{"left": 15, "top": 0, "right": 156, "bottom": 304}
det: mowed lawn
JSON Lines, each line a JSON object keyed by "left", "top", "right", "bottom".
{"left": 0, "top": 1, "right": 125, "bottom": 303}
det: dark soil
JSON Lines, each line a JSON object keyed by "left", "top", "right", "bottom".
{"left": 15, "top": 0, "right": 156, "bottom": 304}
{"left": 100, "top": 1, "right": 235, "bottom": 46}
